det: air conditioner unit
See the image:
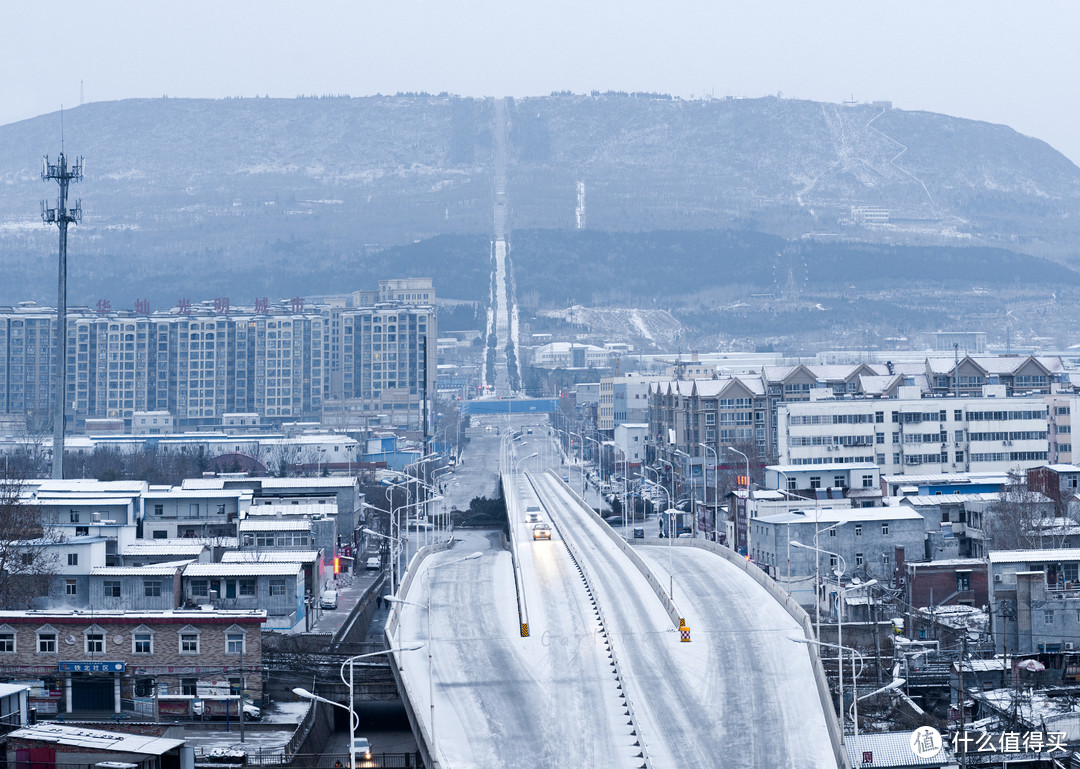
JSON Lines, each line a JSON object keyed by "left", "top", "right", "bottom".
{"left": 1067, "top": 642, "right": 1075, "bottom": 651}
{"left": 994, "top": 574, "right": 1002, "bottom": 583}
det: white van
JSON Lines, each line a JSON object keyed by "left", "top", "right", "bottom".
{"left": 320, "top": 590, "right": 338, "bottom": 610}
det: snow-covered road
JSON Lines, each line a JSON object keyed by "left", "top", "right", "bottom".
{"left": 390, "top": 467, "right": 838, "bottom": 768}
{"left": 531, "top": 472, "right": 837, "bottom": 768}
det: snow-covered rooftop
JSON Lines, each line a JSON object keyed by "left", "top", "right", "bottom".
{"left": 185, "top": 562, "right": 303, "bottom": 577}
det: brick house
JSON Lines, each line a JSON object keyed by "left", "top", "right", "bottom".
{"left": 0, "top": 609, "right": 265, "bottom": 716}
{"left": 905, "top": 557, "right": 989, "bottom": 608}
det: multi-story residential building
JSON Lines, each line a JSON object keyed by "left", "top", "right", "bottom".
{"left": 751, "top": 506, "right": 925, "bottom": 607}
{"left": 0, "top": 609, "right": 264, "bottom": 715}
{"left": 1045, "top": 392, "right": 1080, "bottom": 464}
{"left": 598, "top": 375, "right": 654, "bottom": 432}
{"left": 777, "top": 385, "right": 1050, "bottom": 477}
{"left": 0, "top": 279, "right": 436, "bottom": 431}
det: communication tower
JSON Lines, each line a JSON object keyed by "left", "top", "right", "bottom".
{"left": 41, "top": 151, "right": 83, "bottom": 479}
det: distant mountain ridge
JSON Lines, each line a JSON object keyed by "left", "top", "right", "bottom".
{"left": 0, "top": 94, "right": 1077, "bottom": 306}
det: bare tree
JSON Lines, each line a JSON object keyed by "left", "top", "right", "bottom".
{"left": 0, "top": 475, "right": 61, "bottom": 608}
{"left": 986, "top": 470, "right": 1055, "bottom": 550}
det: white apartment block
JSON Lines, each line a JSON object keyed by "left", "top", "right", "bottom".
{"left": 1045, "top": 391, "right": 1080, "bottom": 465}
{"left": 778, "top": 385, "right": 1049, "bottom": 477}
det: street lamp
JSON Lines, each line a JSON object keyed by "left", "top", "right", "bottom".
{"left": 698, "top": 443, "right": 719, "bottom": 542}
{"left": 726, "top": 446, "right": 751, "bottom": 557}
{"left": 386, "top": 551, "right": 483, "bottom": 768}
{"left": 292, "top": 645, "right": 422, "bottom": 769}
{"left": 791, "top": 540, "right": 846, "bottom": 646}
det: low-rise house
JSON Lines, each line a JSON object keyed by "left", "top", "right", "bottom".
{"left": 989, "top": 549, "right": 1080, "bottom": 655}
{"left": 905, "top": 557, "right": 989, "bottom": 609}
{"left": 181, "top": 563, "right": 305, "bottom": 630}
{"left": 220, "top": 550, "right": 325, "bottom": 597}
{"left": 238, "top": 518, "right": 313, "bottom": 550}
{"left": 120, "top": 540, "right": 210, "bottom": 566}
{"left": 28, "top": 537, "right": 108, "bottom": 609}
{"left": 752, "top": 507, "right": 925, "bottom": 607}
{"left": 142, "top": 486, "right": 252, "bottom": 540}
{"left": 7, "top": 723, "right": 186, "bottom": 769}
{"left": 0, "top": 609, "right": 264, "bottom": 716}
{"left": 88, "top": 563, "right": 188, "bottom": 610}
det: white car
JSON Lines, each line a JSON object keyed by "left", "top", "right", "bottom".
{"left": 352, "top": 737, "right": 372, "bottom": 761}
{"left": 320, "top": 590, "right": 338, "bottom": 610}
{"left": 192, "top": 698, "right": 261, "bottom": 720}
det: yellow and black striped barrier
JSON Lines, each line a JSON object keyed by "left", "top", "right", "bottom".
{"left": 521, "top": 622, "right": 529, "bottom": 637}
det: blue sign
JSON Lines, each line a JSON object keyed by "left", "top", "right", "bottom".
{"left": 58, "top": 661, "right": 125, "bottom": 673}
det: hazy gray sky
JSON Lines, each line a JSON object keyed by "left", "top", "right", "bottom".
{"left": 5, "top": 1, "right": 1080, "bottom": 163}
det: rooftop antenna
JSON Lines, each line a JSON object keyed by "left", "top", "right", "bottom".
{"left": 41, "top": 121, "right": 83, "bottom": 480}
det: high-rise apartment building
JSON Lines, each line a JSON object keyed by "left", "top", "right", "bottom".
{"left": 0, "top": 281, "right": 435, "bottom": 431}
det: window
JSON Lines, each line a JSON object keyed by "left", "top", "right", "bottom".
{"left": 226, "top": 632, "right": 245, "bottom": 654}
{"left": 67, "top": 553, "right": 78, "bottom": 566}
{"left": 829, "top": 528, "right": 837, "bottom": 537}
{"left": 854, "top": 524, "right": 863, "bottom": 537}
{"left": 104, "top": 581, "right": 121, "bottom": 598}
{"left": 0, "top": 631, "right": 15, "bottom": 653}
{"left": 65, "top": 580, "right": 77, "bottom": 596}
{"left": 957, "top": 572, "right": 971, "bottom": 592}
{"left": 181, "top": 678, "right": 198, "bottom": 696}
{"left": 85, "top": 631, "right": 104, "bottom": 654}
{"left": 191, "top": 580, "right": 208, "bottom": 597}
{"left": 834, "top": 475, "right": 846, "bottom": 489}
{"left": 786, "top": 477, "right": 797, "bottom": 492}
{"left": 239, "top": 579, "right": 256, "bottom": 597}
{"left": 133, "top": 632, "right": 153, "bottom": 654}
{"left": 75, "top": 526, "right": 88, "bottom": 536}
{"left": 179, "top": 632, "right": 199, "bottom": 654}
{"left": 829, "top": 555, "right": 838, "bottom": 571}
{"left": 855, "top": 553, "right": 864, "bottom": 567}
{"left": 37, "top": 631, "right": 56, "bottom": 654}
{"left": 69, "top": 510, "right": 80, "bottom": 523}
{"left": 809, "top": 476, "right": 822, "bottom": 490}
{"left": 1045, "top": 610, "right": 1055, "bottom": 626}
{"left": 881, "top": 522, "right": 890, "bottom": 536}
{"left": 862, "top": 474, "right": 874, "bottom": 488}
{"left": 152, "top": 530, "right": 168, "bottom": 539}
{"left": 144, "top": 580, "right": 162, "bottom": 598}
{"left": 153, "top": 504, "right": 164, "bottom": 516}
{"left": 269, "top": 579, "right": 286, "bottom": 597}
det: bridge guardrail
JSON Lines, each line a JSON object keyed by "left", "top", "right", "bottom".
{"left": 500, "top": 472, "right": 531, "bottom": 636}
{"left": 668, "top": 538, "right": 850, "bottom": 769}
{"left": 384, "top": 539, "right": 456, "bottom": 769}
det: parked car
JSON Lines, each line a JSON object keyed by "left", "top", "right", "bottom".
{"left": 320, "top": 590, "right": 338, "bottom": 610}
{"left": 633, "top": 526, "right": 645, "bottom": 539}
{"left": 365, "top": 556, "right": 381, "bottom": 571}
{"left": 193, "top": 698, "right": 261, "bottom": 720}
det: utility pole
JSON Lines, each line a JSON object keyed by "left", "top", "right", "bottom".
{"left": 41, "top": 151, "right": 83, "bottom": 480}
